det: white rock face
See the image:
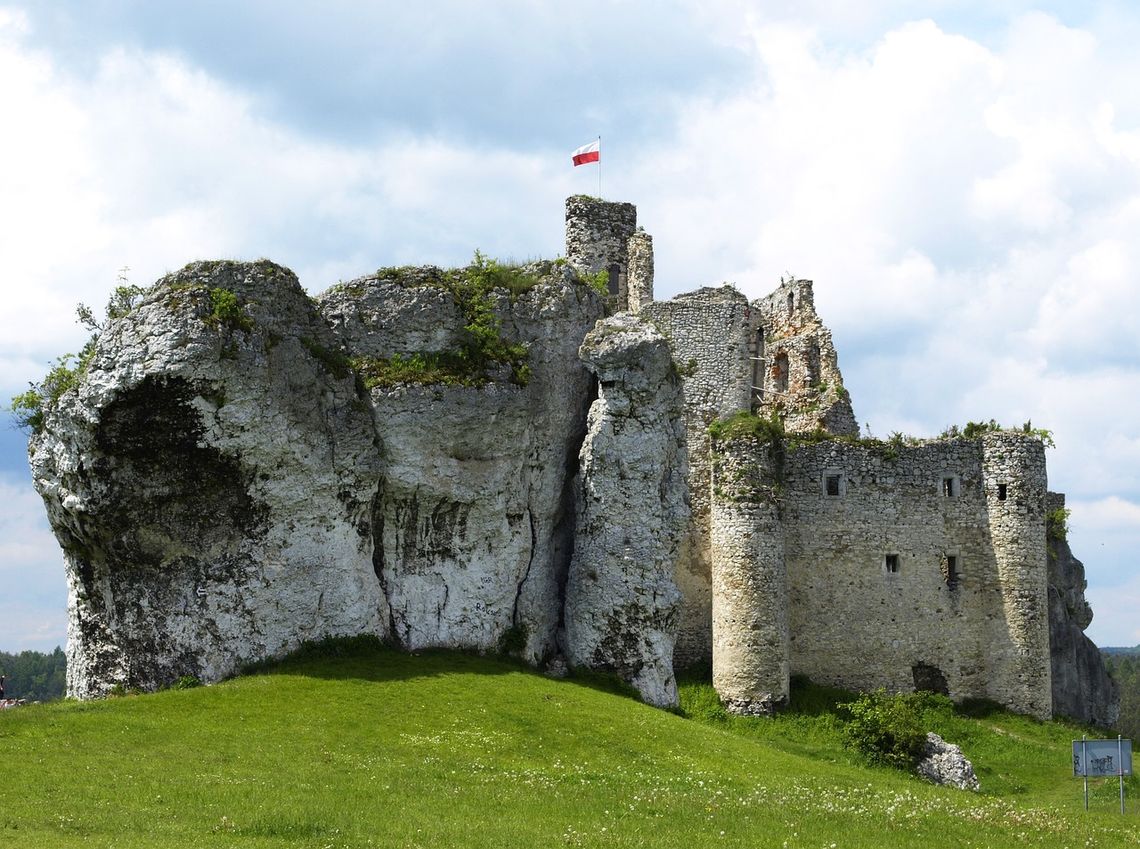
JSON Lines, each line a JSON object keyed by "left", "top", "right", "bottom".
{"left": 360, "top": 273, "right": 602, "bottom": 659}
{"left": 30, "top": 259, "right": 609, "bottom": 698}
{"left": 917, "top": 733, "right": 981, "bottom": 791}
{"left": 31, "top": 261, "right": 386, "bottom": 697}
{"left": 565, "top": 314, "right": 688, "bottom": 706}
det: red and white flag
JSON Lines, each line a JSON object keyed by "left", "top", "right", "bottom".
{"left": 572, "top": 139, "right": 600, "bottom": 166}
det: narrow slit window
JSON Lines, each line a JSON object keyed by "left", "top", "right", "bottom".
{"left": 826, "top": 474, "right": 841, "bottom": 497}
{"left": 946, "top": 555, "right": 958, "bottom": 586}
{"left": 884, "top": 554, "right": 900, "bottom": 574}
{"left": 606, "top": 263, "right": 621, "bottom": 296}
{"left": 997, "top": 483, "right": 1008, "bottom": 501}
{"left": 787, "top": 292, "right": 795, "bottom": 313}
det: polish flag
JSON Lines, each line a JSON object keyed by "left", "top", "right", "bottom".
{"left": 572, "top": 139, "right": 600, "bottom": 166}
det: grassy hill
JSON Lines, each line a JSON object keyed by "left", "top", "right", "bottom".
{"left": 1, "top": 640, "right": 1136, "bottom": 848}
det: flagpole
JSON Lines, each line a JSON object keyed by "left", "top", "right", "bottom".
{"left": 598, "top": 135, "right": 602, "bottom": 198}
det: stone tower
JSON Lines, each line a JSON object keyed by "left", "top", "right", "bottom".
{"left": 982, "top": 432, "right": 1052, "bottom": 718}
{"left": 564, "top": 196, "right": 653, "bottom": 312}
{"left": 710, "top": 432, "right": 790, "bottom": 714}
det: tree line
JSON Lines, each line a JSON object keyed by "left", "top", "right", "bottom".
{"left": 0, "top": 647, "right": 66, "bottom": 702}
{"left": 1102, "top": 647, "right": 1140, "bottom": 740}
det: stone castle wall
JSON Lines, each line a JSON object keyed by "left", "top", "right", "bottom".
{"left": 763, "top": 433, "right": 1051, "bottom": 718}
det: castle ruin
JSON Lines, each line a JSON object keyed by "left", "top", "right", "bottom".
{"left": 25, "top": 196, "right": 1118, "bottom": 727}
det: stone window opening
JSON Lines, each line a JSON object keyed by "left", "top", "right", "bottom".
{"left": 943, "top": 553, "right": 960, "bottom": 588}
{"left": 822, "top": 468, "right": 845, "bottom": 497}
{"left": 606, "top": 263, "right": 621, "bottom": 296}
{"left": 884, "top": 553, "right": 900, "bottom": 574}
{"left": 997, "top": 483, "right": 1008, "bottom": 501}
{"left": 774, "top": 352, "right": 789, "bottom": 393}
{"left": 941, "top": 475, "right": 959, "bottom": 497}
{"left": 912, "top": 662, "right": 950, "bottom": 696}
{"left": 787, "top": 292, "right": 795, "bottom": 313}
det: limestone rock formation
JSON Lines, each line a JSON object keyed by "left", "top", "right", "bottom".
{"left": 320, "top": 264, "right": 603, "bottom": 659}
{"left": 565, "top": 314, "right": 688, "bottom": 706}
{"left": 917, "top": 733, "right": 980, "bottom": 791}
{"left": 1048, "top": 522, "right": 1120, "bottom": 728}
{"left": 31, "top": 261, "right": 386, "bottom": 697}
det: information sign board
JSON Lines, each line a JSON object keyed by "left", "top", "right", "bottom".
{"left": 1072, "top": 739, "right": 1132, "bottom": 777}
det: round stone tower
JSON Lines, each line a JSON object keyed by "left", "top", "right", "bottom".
{"left": 981, "top": 432, "right": 1052, "bottom": 719}
{"left": 709, "top": 432, "right": 790, "bottom": 714}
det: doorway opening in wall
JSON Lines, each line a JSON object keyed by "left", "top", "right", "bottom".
{"left": 884, "top": 553, "right": 900, "bottom": 574}
{"left": 749, "top": 326, "right": 765, "bottom": 411}
{"left": 606, "top": 263, "right": 620, "bottom": 296}
{"left": 912, "top": 662, "right": 950, "bottom": 695}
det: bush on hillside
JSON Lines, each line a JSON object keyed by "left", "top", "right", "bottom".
{"left": 838, "top": 689, "right": 951, "bottom": 770}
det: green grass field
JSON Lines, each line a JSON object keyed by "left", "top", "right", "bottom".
{"left": 1, "top": 640, "right": 1136, "bottom": 848}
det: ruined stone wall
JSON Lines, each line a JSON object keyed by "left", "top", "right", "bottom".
{"left": 752, "top": 279, "right": 858, "bottom": 437}
{"left": 626, "top": 229, "right": 654, "bottom": 314}
{"left": 710, "top": 435, "right": 789, "bottom": 714}
{"left": 641, "top": 287, "right": 756, "bottom": 666}
{"left": 775, "top": 435, "right": 1052, "bottom": 718}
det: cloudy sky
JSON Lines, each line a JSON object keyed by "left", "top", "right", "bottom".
{"left": 2, "top": 1, "right": 1137, "bottom": 652}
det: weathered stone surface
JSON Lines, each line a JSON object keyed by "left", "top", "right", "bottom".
{"left": 317, "top": 268, "right": 465, "bottom": 357}
{"left": 565, "top": 313, "right": 688, "bottom": 706}
{"left": 1048, "top": 494, "right": 1120, "bottom": 728}
{"left": 710, "top": 436, "right": 789, "bottom": 715}
{"left": 359, "top": 270, "right": 603, "bottom": 659}
{"left": 917, "top": 733, "right": 980, "bottom": 791}
{"left": 32, "top": 261, "right": 386, "bottom": 698}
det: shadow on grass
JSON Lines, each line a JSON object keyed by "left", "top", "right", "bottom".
{"left": 234, "top": 634, "right": 641, "bottom": 702}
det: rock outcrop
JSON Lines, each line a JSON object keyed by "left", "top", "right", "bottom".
{"left": 32, "top": 261, "right": 386, "bottom": 697}
{"left": 917, "top": 733, "right": 980, "bottom": 791}
{"left": 318, "top": 264, "right": 603, "bottom": 659}
{"left": 29, "top": 259, "right": 615, "bottom": 697}
{"left": 565, "top": 314, "right": 688, "bottom": 706}
{"left": 1048, "top": 517, "right": 1120, "bottom": 728}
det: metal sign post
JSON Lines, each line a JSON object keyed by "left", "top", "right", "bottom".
{"left": 1073, "top": 736, "right": 1132, "bottom": 814}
